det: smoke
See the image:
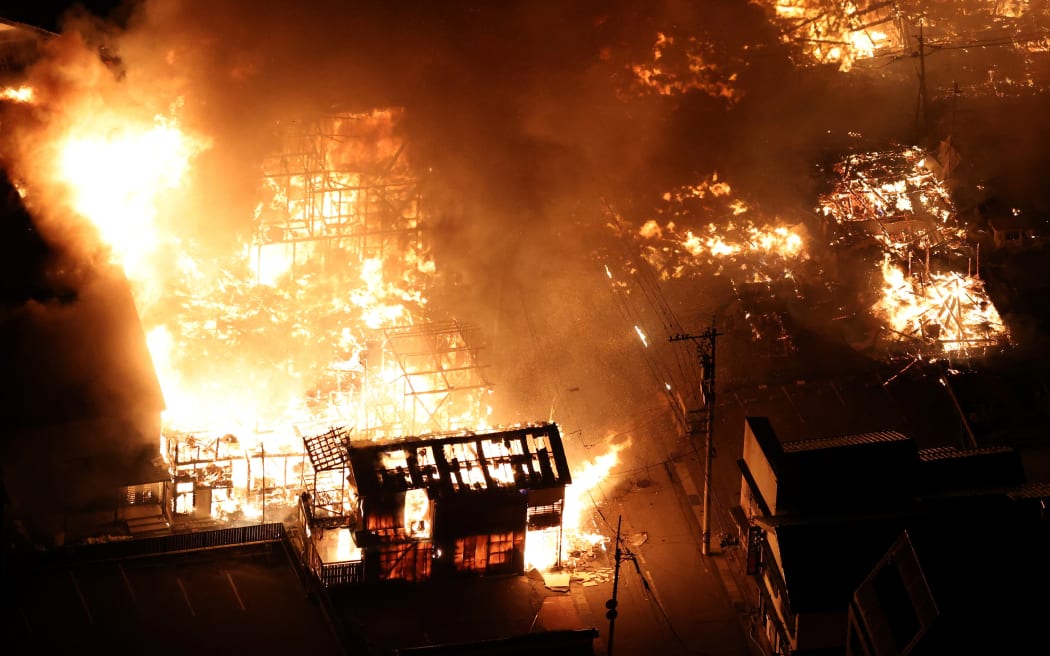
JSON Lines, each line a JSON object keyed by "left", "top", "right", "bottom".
{"left": 6, "top": 0, "right": 1043, "bottom": 455}
{"left": 0, "top": 3, "right": 878, "bottom": 428}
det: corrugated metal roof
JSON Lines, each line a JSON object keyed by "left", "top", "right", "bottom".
{"left": 1008, "top": 482, "right": 1050, "bottom": 499}
{"left": 782, "top": 430, "right": 908, "bottom": 453}
{"left": 918, "top": 445, "right": 1014, "bottom": 462}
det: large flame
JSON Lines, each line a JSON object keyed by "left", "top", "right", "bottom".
{"left": 7, "top": 24, "right": 629, "bottom": 576}
{"left": 525, "top": 439, "right": 628, "bottom": 572}
{"left": 56, "top": 112, "right": 205, "bottom": 279}
{"left": 874, "top": 256, "right": 1009, "bottom": 353}
{"left": 4, "top": 39, "right": 495, "bottom": 524}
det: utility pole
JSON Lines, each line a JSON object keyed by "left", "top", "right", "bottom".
{"left": 916, "top": 20, "right": 930, "bottom": 141}
{"left": 670, "top": 319, "right": 721, "bottom": 556}
{"left": 606, "top": 516, "right": 623, "bottom": 656}
{"left": 945, "top": 80, "right": 960, "bottom": 182}
{"left": 605, "top": 514, "right": 652, "bottom": 654}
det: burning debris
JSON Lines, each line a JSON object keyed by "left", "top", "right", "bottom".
{"left": 820, "top": 144, "right": 1010, "bottom": 356}
{"left": 819, "top": 146, "right": 960, "bottom": 257}
{"left": 629, "top": 174, "right": 806, "bottom": 282}
{"left": 760, "top": 0, "right": 1050, "bottom": 75}
{"left": 759, "top": 0, "right": 904, "bottom": 71}
{"left": 627, "top": 31, "right": 743, "bottom": 104}
{"left": 874, "top": 255, "right": 1009, "bottom": 353}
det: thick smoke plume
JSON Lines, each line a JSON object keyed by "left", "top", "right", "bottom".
{"left": 6, "top": 0, "right": 1045, "bottom": 448}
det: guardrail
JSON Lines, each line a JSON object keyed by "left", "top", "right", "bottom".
{"left": 319, "top": 559, "right": 364, "bottom": 587}
{"left": 76, "top": 522, "right": 286, "bottom": 560}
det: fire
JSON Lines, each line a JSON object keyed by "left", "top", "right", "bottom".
{"left": 760, "top": 0, "right": 901, "bottom": 71}
{"left": 820, "top": 145, "right": 1010, "bottom": 356}
{"left": 525, "top": 439, "right": 628, "bottom": 572}
{"left": 3, "top": 36, "right": 498, "bottom": 526}
{"left": 1, "top": 85, "right": 35, "bottom": 103}
{"left": 874, "top": 256, "right": 1009, "bottom": 353}
{"left": 9, "top": 22, "right": 611, "bottom": 577}
{"left": 628, "top": 32, "right": 742, "bottom": 104}
{"left": 56, "top": 112, "right": 205, "bottom": 279}
{"left": 820, "top": 146, "right": 961, "bottom": 257}
{"left": 633, "top": 174, "right": 806, "bottom": 281}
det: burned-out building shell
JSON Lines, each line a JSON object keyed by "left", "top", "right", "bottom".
{"left": 300, "top": 423, "right": 571, "bottom": 586}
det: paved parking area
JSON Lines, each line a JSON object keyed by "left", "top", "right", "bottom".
{"left": 6, "top": 543, "right": 342, "bottom": 654}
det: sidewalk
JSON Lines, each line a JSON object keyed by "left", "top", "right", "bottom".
{"left": 669, "top": 452, "right": 768, "bottom": 655}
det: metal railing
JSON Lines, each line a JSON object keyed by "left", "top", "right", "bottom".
{"left": 76, "top": 522, "right": 286, "bottom": 560}
{"left": 319, "top": 559, "right": 364, "bottom": 587}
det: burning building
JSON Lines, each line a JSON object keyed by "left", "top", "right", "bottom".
{"left": 761, "top": 0, "right": 905, "bottom": 71}
{"left": 128, "top": 107, "right": 494, "bottom": 529}
{"left": 819, "top": 144, "right": 1010, "bottom": 357}
{"left": 0, "top": 22, "right": 505, "bottom": 543}
{"left": 0, "top": 8, "right": 640, "bottom": 600}
{"left": 297, "top": 423, "right": 570, "bottom": 586}
{"left": 761, "top": 0, "right": 1050, "bottom": 75}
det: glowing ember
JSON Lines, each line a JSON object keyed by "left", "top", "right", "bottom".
{"left": 874, "top": 256, "right": 1009, "bottom": 353}
{"left": 819, "top": 146, "right": 962, "bottom": 257}
{"left": 633, "top": 174, "right": 806, "bottom": 281}
{"left": 628, "top": 32, "right": 742, "bottom": 104}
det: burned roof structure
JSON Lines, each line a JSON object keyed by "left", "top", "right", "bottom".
{"left": 299, "top": 423, "right": 571, "bottom": 586}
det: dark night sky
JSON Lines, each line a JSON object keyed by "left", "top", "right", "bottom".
{"left": 3, "top": 1, "right": 126, "bottom": 33}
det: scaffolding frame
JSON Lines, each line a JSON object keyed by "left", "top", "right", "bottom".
{"left": 254, "top": 110, "right": 424, "bottom": 280}
{"left": 302, "top": 426, "right": 355, "bottom": 527}
{"left": 377, "top": 321, "right": 491, "bottom": 437}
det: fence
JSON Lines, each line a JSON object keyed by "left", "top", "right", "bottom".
{"left": 76, "top": 522, "right": 286, "bottom": 560}
{"left": 319, "top": 560, "right": 364, "bottom": 587}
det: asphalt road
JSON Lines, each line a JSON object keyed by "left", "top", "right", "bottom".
{"left": 577, "top": 458, "right": 760, "bottom": 656}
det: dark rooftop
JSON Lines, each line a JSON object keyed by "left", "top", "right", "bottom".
{"left": 782, "top": 430, "right": 908, "bottom": 453}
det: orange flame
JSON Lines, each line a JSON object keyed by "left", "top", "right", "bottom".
{"left": 764, "top": 0, "right": 900, "bottom": 71}
{"left": 56, "top": 112, "right": 207, "bottom": 278}
{"left": 525, "top": 439, "right": 629, "bottom": 572}
{"left": 1, "top": 85, "right": 35, "bottom": 103}
{"left": 874, "top": 256, "right": 1009, "bottom": 353}
{"left": 628, "top": 32, "right": 742, "bottom": 103}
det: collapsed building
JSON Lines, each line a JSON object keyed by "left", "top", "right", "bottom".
{"left": 819, "top": 145, "right": 1009, "bottom": 356}
{"left": 763, "top": 0, "right": 1050, "bottom": 78}
{"left": 152, "top": 109, "right": 495, "bottom": 530}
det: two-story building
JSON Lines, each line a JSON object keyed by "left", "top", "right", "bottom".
{"left": 299, "top": 422, "right": 572, "bottom": 586}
